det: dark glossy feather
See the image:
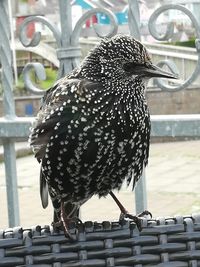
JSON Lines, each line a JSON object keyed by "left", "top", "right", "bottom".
{"left": 30, "top": 34, "right": 151, "bottom": 218}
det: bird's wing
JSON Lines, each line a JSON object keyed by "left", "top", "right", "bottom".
{"left": 29, "top": 78, "right": 101, "bottom": 208}
{"left": 131, "top": 114, "right": 151, "bottom": 190}
{"left": 30, "top": 78, "right": 99, "bottom": 161}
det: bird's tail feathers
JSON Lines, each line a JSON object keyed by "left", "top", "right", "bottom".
{"left": 40, "top": 170, "right": 49, "bottom": 209}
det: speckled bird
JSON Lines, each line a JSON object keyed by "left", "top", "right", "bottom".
{"left": 30, "top": 34, "right": 177, "bottom": 236}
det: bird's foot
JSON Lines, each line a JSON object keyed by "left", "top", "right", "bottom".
{"left": 52, "top": 217, "right": 82, "bottom": 241}
{"left": 120, "top": 210, "right": 152, "bottom": 231}
{"left": 52, "top": 220, "right": 63, "bottom": 229}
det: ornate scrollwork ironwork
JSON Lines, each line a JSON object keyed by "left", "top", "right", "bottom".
{"left": 19, "top": 16, "right": 61, "bottom": 95}
{"left": 148, "top": 4, "right": 200, "bottom": 91}
{"left": 19, "top": 3, "right": 118, "bottom": 95}
{"left": 19, "top": 1, "right": 200, "bottom": 93}
{"left": 19, "top": 16, "right": 61, "bottom": 48}
{"left": 71, "top": 7, "right": 118, "bottom": 68}
{"left": 22, "top": 62, "right": 46, "bottom": 95}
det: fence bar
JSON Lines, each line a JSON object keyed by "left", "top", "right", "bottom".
{"left": 0, "top": 0, "right": 20, "bottom": 226}
{"left": 135, "top": 170, "right": 147, "bottom": 214}
{"left": 3, "top": 139, "right": 20, "bottom": 226}
{"left": 128, "top": 0, "right": 147, "bottom": 214}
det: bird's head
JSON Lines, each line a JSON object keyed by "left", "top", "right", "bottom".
{"left": 80, "top": 34, "right": 178, "bottom": 83}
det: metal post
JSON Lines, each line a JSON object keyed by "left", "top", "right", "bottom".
{"left": 0, "top": 0, "right": 20, "bottom": 227}
{"left": 134, "top": 170, "right": 147, "bottom": 214}
{"left": 59, "top": 0, "right": 72, "bottom": 46}
{"left": 128, "top": 0, "right": 141, "bottom": 41}
{"left": 3, "top": 139, "right": 20, "bottom": 227}
{"left": 8, "top": 0, "right": 18, "bottom": 85}
{"left": 128, "top": 0, "right": 147, "bottom": 214}
{"left": 58, "top": 0, "right": 73, "bottom": 75}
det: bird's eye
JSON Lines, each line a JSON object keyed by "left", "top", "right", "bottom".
{"left": 123, "top": 62, "right": 143, "bottom": 72}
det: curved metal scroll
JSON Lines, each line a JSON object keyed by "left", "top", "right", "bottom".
{"left": 19, "top": 16, "right": 61, "bottom": 95}
{"left": 72, "top": 8, "right": 118, "bottom": 44}
{"left": 148, "top": 4, "right": 200, "bottom": 91}
{"left": 19, "top": 16, "right": 61, "bottom": 48}
{"left": 19, "top": 7, "right": 118, "bottom": 95}
{"left": 71, "top": 8, "right": 118, "bottom": 68}
{"left": 22, "top": 63, "right": 46, "bottom": 95}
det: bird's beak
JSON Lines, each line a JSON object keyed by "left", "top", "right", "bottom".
{"left": 124, "top": 62, "right": 178, "bottom": 79}
{"left": 140, "top": 63, "right": 178, "bottom": 79}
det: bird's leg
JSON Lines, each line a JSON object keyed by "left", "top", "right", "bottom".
{"left": 52, "top": 201, "right": 82, "bottom": 240}
{"left": 60, "top": 201, "right": 74, "bottom": 239}
{"left": 109, "top": 191, "right": 152, "bottom": 230}
{"left": 52, "top": 201, "right": 74, "bottom": 239}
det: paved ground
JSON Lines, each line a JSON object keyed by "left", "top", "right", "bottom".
{"left": 0, "top": 140, "right": 200, "bottom": 229}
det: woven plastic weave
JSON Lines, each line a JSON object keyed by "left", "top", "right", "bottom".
{"left": 1, "top": 215, "right": 200, "bottom": 267}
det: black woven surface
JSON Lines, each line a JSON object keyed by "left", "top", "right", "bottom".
{"left": 1, "top": 215, "right": 200, "bottom": 267}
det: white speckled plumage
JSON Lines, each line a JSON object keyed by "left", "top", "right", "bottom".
{"left": 30, "top": 34, "right": 151, "bottom": 219}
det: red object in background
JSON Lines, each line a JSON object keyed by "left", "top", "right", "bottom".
{"left": 16, "top": 15, "right": 35, "bottom": 38}
{"left": 85, "top": 15, "right": 97, "bottom": 28}
{"left": 92, "top": 15, "right": 97, "bottom": 24}
{"left": 85, "top": 18, "right": 90, "bottom": 28}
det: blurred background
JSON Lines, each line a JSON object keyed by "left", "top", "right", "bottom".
{"left": 0, "top": 0, "right": 200, "bottom": 228}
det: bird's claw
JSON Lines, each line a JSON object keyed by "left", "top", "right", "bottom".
{"left": 52, "top": 220, "right": 63, "bottom": 229}
{"left": 119, "top": 210, "right": 152, "bottom": 231}
{"left": 137, "top": 209, "right": 152, "bottom": 218}
{"left": 52, "top": 217, "right": 83, "bottom": 241}
{"left": 71, "top": 217, "right": 83, "bottom": 225}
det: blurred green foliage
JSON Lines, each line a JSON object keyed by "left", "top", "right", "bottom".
{"left": 165, "top": 38, "right": 196, "bottom": 48}
{"left": 16, "top": 67, "right": 57, "bottom": 94}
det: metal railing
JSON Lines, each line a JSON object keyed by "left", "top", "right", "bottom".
{"left": 1, "top": 0, "right": 200, "bottom": 227}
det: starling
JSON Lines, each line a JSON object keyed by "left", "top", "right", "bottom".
{"left": 30, "top": 34, "right": 177, "bottom": 236}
